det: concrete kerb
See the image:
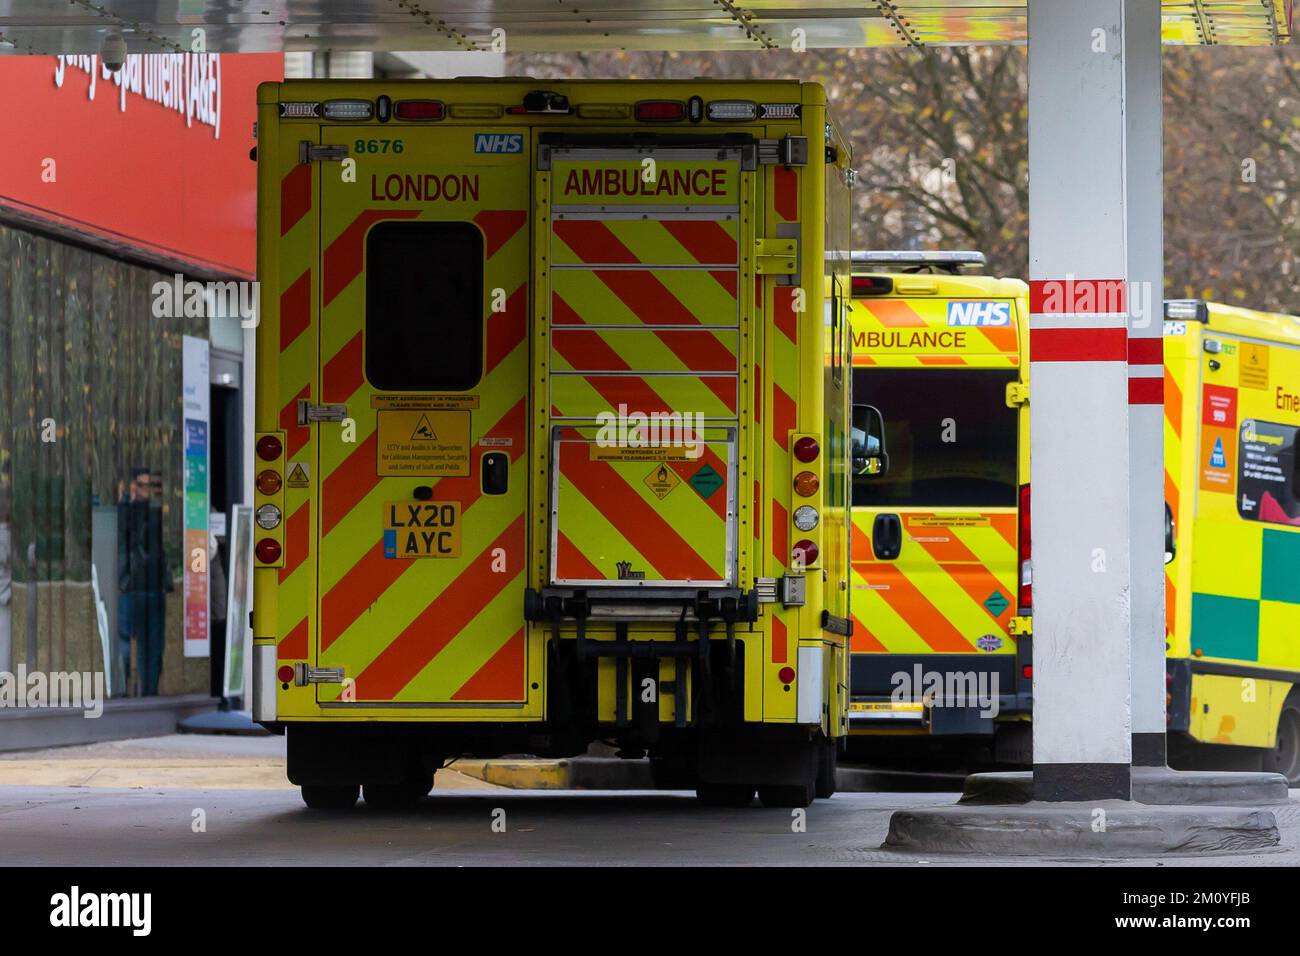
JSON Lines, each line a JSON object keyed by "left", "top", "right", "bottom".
{"left": 961, "top": 768, "right": 1292, "bottom": 807}
{"left": 883, "top": 801, "right": 1281, "bottom": 857}
{"left": 883, "top": 767, "right": 1291, "bottom": 857}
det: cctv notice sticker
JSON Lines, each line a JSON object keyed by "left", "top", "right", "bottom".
{"left": 376, "top": 409, "right": 471, "bottom": 477}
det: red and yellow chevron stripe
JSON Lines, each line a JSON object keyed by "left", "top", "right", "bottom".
{"left": 849, "top": 512, "right": 1018, "bottom": 655}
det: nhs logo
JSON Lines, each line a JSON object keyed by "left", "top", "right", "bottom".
{"left": 947, "top": 301, "right": 1011, "bottom": 327}
{"left": 474, "top": 133, "right": 524, "bottom": 154}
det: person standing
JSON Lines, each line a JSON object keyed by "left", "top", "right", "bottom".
{"left": 118, "top": 468, "right": 172, "bottom": 695}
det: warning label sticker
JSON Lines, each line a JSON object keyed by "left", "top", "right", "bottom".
{"left": 906, "top": 514, "right": 991, "bottom": 528}
{"left": 377, "top": 410, "right": 471, "bottom": 477}
{"left": 285, "top": 462, "right": 310, "bottom": 488}
{"left": 1240, "top": 343, "right": 1270, "bottom": 390}
{"left": 371, "top": 394, "right": 479, "bottom": 410}
{"left": 643, "top": 462, "right": 681, "bottom": 500}
{"left": 592, "top": 444, "right": 695, "bottom": 462}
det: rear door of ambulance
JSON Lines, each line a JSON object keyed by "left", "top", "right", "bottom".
{"left": 541, "top": 143, "right": 745, "bottom": 590}
{"left": 310, "top": 124, "right": 533, "bottom": 711}
{"left": 849, "top": 292, "right": 1021, "bottom": 724}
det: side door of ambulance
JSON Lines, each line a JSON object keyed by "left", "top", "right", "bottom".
{"left": 311, "top": 126, "right": 533, "bottom": 709}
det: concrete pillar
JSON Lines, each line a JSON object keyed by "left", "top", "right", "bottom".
{"left": 1027, "top": 0, "right": 1162, "bottom": 801}
{"left": 1122, "top": 2, "right": 1168, "bottom": 769}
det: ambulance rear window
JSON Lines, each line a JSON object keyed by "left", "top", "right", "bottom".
{"left": 852, "top": 368, "right": 1018, "bottom": 508}
{"left": 365, "top": 220, "right": 483, "bottom": 391}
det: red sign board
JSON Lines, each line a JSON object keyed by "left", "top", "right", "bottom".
{"left": 0, "top": 53, "right": 282, "bottom": 278}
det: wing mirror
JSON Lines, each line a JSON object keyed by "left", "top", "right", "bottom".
{"left": 852, "top": 404, "right": 889, "bottom": 477}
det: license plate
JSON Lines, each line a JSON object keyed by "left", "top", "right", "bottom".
{"left": 848, "top": 701, "right": 924, "bottom": 719}
{"left": 383, "top": 501, "right": 461, "bottom": 558}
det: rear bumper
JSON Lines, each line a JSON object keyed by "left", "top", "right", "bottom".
{"left": 849, "top": 650, "right": 1032, "bottom": 735}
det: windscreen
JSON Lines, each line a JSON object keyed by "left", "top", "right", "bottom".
{"left": 852, "top": 368, "right": 1018, "bottom": 508}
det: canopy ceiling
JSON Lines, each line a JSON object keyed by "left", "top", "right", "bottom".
{"left": 0, "top": 0, "right": 1291, "bottom": 56}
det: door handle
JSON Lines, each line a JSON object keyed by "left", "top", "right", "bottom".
{"left": 481, "top": 452, "right": 509, "bottom": 496}
{"left": 872, "top": 513, "right": 902, "bottom": 561}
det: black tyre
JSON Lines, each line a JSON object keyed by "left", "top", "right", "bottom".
{"left": 815, "top": 739, "right": 837, "bottom": 799}
{"left": 695, "top": 783, "right": 756, "bottom": 807}
{"left": 363, "top": 776, "right": 432, "bottom": 810}
{"left": 1266, "top": 696, "right": 1300, "bottom": 786}
{"left": 758, "top": 781, "right": 816, "bottom": 809}
{"left": 300, "top": 783, "right": 359, "bottom": 810}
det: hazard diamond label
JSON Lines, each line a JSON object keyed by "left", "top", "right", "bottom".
{"left": 643, "top": 462, "right": 681, "bottom": 500}
{"left": 688, "top": 462, "right": 723, "bottom": 500}
{"left": 285, "top": 461, "right": 310, "bottom": 488}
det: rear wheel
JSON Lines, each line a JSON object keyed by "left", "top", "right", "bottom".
{"left": 1266, "top": 696, "right": 1300, "bottom": 786}
{"left": 363, "top": 774, "right": 433, "bottom": 810}
{"left": 300, "top": 783, "right": 359, "bottom": 810}
{"left": 758, "top": 781, "right": 816, "bottom": 809}
{"left": 695, "top": 783, "right": 756, "bottom": 808}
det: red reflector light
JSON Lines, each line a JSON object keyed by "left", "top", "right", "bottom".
{"left": 778, "top": 666, "right": 796, "bottom": 685}
{"left": 256, "top": 435, "right": 282, "bottom": 462}
{"left": 793, "top": 437, "right": 820, "bottom": 463}
{"left": 277, "top": 665, "right": 295, "bottom": 684}
{"left": 394, "top": 99, "right": 444, "bottom": 120}
{"left": 851, "top": 275, "right": 894, "bottom": 297}
{"left": 255, "top": 538, "right": 282, "bottom": 564}
{"left": 1022, "top": 665, "right": 1033, "bottom": 680}
{"left": 792, "top": 539, "right": 819, "bottom": 567}
{"left": 635, "top": 100, "right": 685, "bottom": 122}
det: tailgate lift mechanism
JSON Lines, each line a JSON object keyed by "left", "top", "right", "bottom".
{"left": 525, "top": 587, "right": 759, "bottom": 730}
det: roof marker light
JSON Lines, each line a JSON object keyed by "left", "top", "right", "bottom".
{"left": 635, "top": 100, "right": 685, "bottom": 122}
{"left": 577, "top": 103, "right": 630, "bottom": 119}
{"left": 322, "top": 99, "right": 373, "bottom": 121}
{"left": 707, "top": 100, "right": 758, "bottom": 122}
{"left": 395, "top": 100, "right": 444, "bottom": 121}
{"left": 279, "top": 102, "right": 320, "bottom": 119}
{"left": 759, "top": 103, "right": 801, "bottom": 120}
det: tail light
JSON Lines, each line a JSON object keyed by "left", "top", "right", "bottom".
{"left": 1018, "top": 483, "right": 1032, "bottom": 613}
{"left": 256, "top": 435, "right": 283, "bottom": 462}
{"left": 777, "top": 666, "right": 796, "bottom": 685}
{"left": 793, "top": 436, "right": 820, "bottom": 463}
{"left": 255, "top": 538, "right": 282, "bottom": 564}
{"left": 792, "top": 539, "right": 819, "bottom": 568}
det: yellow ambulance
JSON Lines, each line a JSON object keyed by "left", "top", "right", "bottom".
{"left": 847, "top": 252, "right": 1034, "bottom": 765}
{"left": 251, "top": 78, "right": 854, "bottom": 809}
{"left": 1164, "top": 299, "right": 1300, "bottom": 784}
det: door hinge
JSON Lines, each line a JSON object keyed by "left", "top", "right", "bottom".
{"left": 1009, "top": 616, "right": 1033, "bottom": 637}
{"left": 297, "top": 400, "right": 348, "bottom": 425}
{"left": 1006, "top": 382, "right": 1029, "bottom": 408}
{"left": 299, "top": 141, "right": 349, "bottom": 164}
{"left": 755, "top": 237, "right": 799, "bottom": 275}
{"left": 758, "top": 135, "right": 808, "bottom": 167}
